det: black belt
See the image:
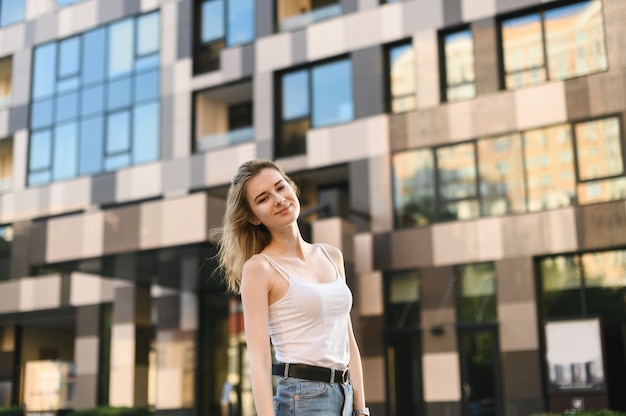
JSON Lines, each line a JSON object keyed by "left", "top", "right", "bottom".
{"left": 272, "top": 363, "right": 350, "bottom": 384}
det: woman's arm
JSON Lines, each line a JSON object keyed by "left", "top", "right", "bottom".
{"left": 240, "top": 256, "right": 275, "bottom": 416}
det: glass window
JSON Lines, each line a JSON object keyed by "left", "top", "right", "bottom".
{"left": 501, "top": 0, "right": 607, "bottom": 89}
{"left": 0, "top": 225, "right": 12, "bottom": 281}
{"left": 57, "top": 0, "right": 88, "bottom": 5}
{"left": 201, "top": 0, "right": 225, "bottom": 43}
{"left": 392, "top": 149, "right": 435, "bottom": 227}
{"left": 456, "top": 263, "right": 497, "bottom": 323}
{"left": 387, "top": 42, "right": 416, "bottom": 113}
{"left": 277, "top": 0, "right": 341, "bottom": 32}
{"left": 386, "top": 270, "right": 420, "bottom": 329}
{"left": 436, "top": 142, "right": 480, "bottom": 220}
{"left": 311, "top": 60, "right": 353, "bottom": 127}
{"left": 0, "top": 0, "right": 25, "bottom": 27}
{"left": 28, "top": 12, "right": 161, "bottom": 186}
{"left": 523, "top": 124, "right": 576, "bottom": 212}
{"left": 0, "top": 56, "right": 11, "bottom": 108}
{"left": 478, "top": 133, "right": 526, "bottom": 216}
{"left": 575, "top": 117, "right": 623, "bottom": 181}
{"left": 442, "top": 29, "right": 476, "bottom": 101}
{"left": 227, "top": 0, "right": 255, "bottom": 46}
{"left": 0, "top": 137, "right": 12, "bottom": 193}
{"left": 282, "top": 70, "right": 309, "bottom": 121}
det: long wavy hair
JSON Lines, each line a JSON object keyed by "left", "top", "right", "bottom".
{"left": 214, "top": 159, "right": 297, "bottom": 293}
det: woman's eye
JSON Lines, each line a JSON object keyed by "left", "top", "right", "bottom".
{"left": 277, "top": 185, "right": 285, "bottom": 191}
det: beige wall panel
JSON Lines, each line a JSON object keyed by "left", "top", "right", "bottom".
{"left": 432, "top": 221, "right": 479, "bottom": 266}
{"left": 70, "top": 272, "right": 117, "bottom": 306}
{"left": 307, "top": 18, "right": 346, "bottom": 62}
{"left": 57, "top": 0, "right": 97, "bottom": 38}
{"left": 156, "top": 367, "right": 183, "bottom": 408}
{"left": 13, "top": 188, "right": 45, "bottom": 222}
{"left": 498, "top": 302, "right": 539, "bottom": 352}
{"left": 111, "top": 323, "right": 136, "bottom": 368}
{"left": 0, "top": 193, "right": 14, "bottom": 223}
{"left": 514, "top": 82, "right": 567, "bottom": 131}
{"left": 0, "top": 25, "right": 25, "bottom": 56}
{"left": 311, "top": 217, "right": 343, "bottom": 248}
{"left": 109, "top": 366, "right": 135, "bottom": 407}
{"left": 173, "top": 92, "right": 192, "bottom": 160}
{"left": 345, "top": 8, "right": 381, "bottom": 51}
{"left": 422, "top": 309, "right": 457, "bottom": 354}
{"left": 461, "top": 0, "right": 497, "bottom": 21}
{"left": 0, "top": 280, "right": 20, "bottom": 313}
{"left": 476, "top": 217, "right": 504, "bottom": 261}
{"left": 140, "top": 0, "right": 160, "bottom": 12}
{"left": 495, "top": 257, "right": 535, "bottom": 304}
{"left": 546, "top": 208, "right": 577, "bottom": 253}
{"left": 49, "top": 177, "right": 91, "bottom": 216}
{"left": 379, "top": 2, "right": 404, "bottom": 43}
{"left": 253, "top": 72, "right": 273, "bottom": 143}
{"left": 221, "top": 46, "right": 243, "bottom": 83}
{"left": 47, "top": 214, "right": 83, "bottom": 262}
{"left": 82, "top": 211, "right": 104, "bottom": 258}
{"left": 362, "top": 356, "right": 386, "bottom": 402}
{"left": 446, "top": 100, "right": 474, "bottom": 142}
{"left": 412, "top": 107, "right": 448, "bottom": 148}
{"left": 501, "top": 212, "right": 550, "bottom": 257}
{"left": 354, "top": 233, "right": 373, "bottom": 274}
{"left": 422, "top": 352, "right": 461, "bottom": 402}
{"left": 75, "top": 336, "right": 99, "bottom": 375}
{"left": 368, "top": 154, "right": 394, "bottom": 233}
{"left": 564, "top": 77, "right": 590, "bottom": 120}
{"left": 139, "top": 200, "right": 162, "bottom": 249}
{"left": 414, "top": 30, "right": 440, "bottom": 109}
{"left": 472, "top": 92, "right": 516, "bottom": 138}
{"left": 391, "top": 227, "right": 432, "bottom": 269}
{"left": 603, "top": 0, "right": 626, "bottom": 69}
{"left": 20, "top": 276, "right": 61, "bottom": 311}
{"left": 160, "top": 2, "right": 178, "bottom": 66}
{"left": 202, "top": 143, "right": 257, "bottom": 187}
{"left": 180, "top": 292, "right": 198, "bottom": 331}
{"left": 587, "top": 70, "right": 626, "bottom": 117}
{"left": 103, "top": 205, "right": 140, "bottom": 255}
{"left": 359, "top": 271, "right": 382, "bottom": 316}
{"left": 579, "top": 201, "right": 626, "bottom": 250}
{"left": 116, "top": 163, "right": 162, "bottom": 203}
{"left": 12, "top": 130, "right": 28, "bottom": 193}
{"left": 161, "top": 193, "right": 207, "bottom": 247}
{"left": 256, "top": 32, "right": 293, "bottom": 73}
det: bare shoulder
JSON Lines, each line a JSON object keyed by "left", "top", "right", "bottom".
{"left": 318, "top": 242, "right": 344, "bottom": 262}
{"left": 241, "top": 254, "right": 273, "bottom": 290}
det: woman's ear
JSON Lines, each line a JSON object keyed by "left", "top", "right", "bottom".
{"left": 249, "top": 216, "right": 261, "bottom": 226}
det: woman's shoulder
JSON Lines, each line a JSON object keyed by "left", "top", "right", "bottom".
{"left": 241, "top": 254, "right": 273, "bottom": 290}
{"left": 316, "top": 242, "right": 343, "bottom": 260}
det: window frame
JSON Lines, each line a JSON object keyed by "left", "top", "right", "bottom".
{"left": 438, "top": 24, "right": 477, "bottom": 103}
{"left": 384, "top": 39, "right": 416, "bottom": 114}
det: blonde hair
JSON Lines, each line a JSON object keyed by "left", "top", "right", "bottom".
{"left": 214, "top": 159, "right": 297, "bottom": 293}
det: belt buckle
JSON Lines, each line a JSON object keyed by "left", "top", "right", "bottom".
{"left": 341, "top": 368, "right": 349, "bottom": 384}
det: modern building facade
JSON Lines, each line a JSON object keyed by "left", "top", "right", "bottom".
{"left": 0, "top": 0, "right": 624, "bottom": 415}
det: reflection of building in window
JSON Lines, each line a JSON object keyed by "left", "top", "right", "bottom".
{"left": 0, "top": 137, "right": 12, "bottom": 193}
{"left": 277, "top": 0, "right": 341, "bottom": 32}
{"left": 443, "top": 30, "right": 476, "bottom": 101}
{"left": 388, "top": 43, "right": 416, "bottom": 113}
{"left": 0, "top": 57, "right": 11, "bottom": 108}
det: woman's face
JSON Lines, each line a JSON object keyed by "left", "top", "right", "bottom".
{"left": 245, "top": 168, "right": 299, "bottom": 229}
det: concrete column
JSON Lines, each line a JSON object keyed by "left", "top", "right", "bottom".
{"left": 74, "top": 305, "right": 101, "bottom": 409}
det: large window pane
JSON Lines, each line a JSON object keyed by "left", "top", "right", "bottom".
{"left": 132, "top": 102, "right": 160, "bottom": 164}
{"left": 0, "top": 56, "right": 11, "bottom": 107}
{"left": 107, "top": 77, "right": 132, "bottom": 110}
{"left": 478, "top": 133, "right": 527, "bottom": 216}
{"left": 540, "top": 255, "right": 583, "bottom": 318}
{"left": 388, "top": 43, "right": 415, "bottom": 113}
{"left": 53, "top": 123, "right": 78, "bottom": 180}
{"left": 311, "top": 60, "right": 353, "bottom": 127}
{"left": 82, "top": 28, "right": 106, "bottom": 86}
{"left": 29, "top": 130, "right": 52, "bottom": 171}
{"left": 386, "top": 270, "right": 420, "bottom": 328}
{"left": 134, "top": 70, "right": 159, "bottom": 103}
{"left": 575, "top": 117, "right": 622, "bottom": 181}
{"left": 545, "top": 0, "right": 607, "bottom": 80}
{"left": 55, "top": 92, "right": 79, "bottom": 123}
{"left": 59, "top": 37, "right": 81, "bottom": 78}
{"left": 107, "top": 111, "right": 131, "bottom": 154}
{"left": 577, "top": 177, "right": 626, "bottom": 205}
{"left": 32, "top": 43, "right": 57, "bottom": 99}
{"left": 227, "top": 0, "right": 254, "bottom": 46}
{"left": 437, "top": 143, "right": 479, "bottom": 220}
{"left": 443, "top": 30, "right": 476, "bottom": 101}
{"left": 456, "top": 263, "right": 497, "bottom": 323}
{"left": 108, "top": 19, "right": 134, "bottom": 78}
{"left": 31, "top": 99, "right": 54, "bottom": 130}
{"left": 79, "top": 117, "right": 104, "bottom": 175}
{"left": 202, "top": 0, "right": 225, "bottom": 43}
{"left": 282, "top": 70, "right": 309, "bottom": 121}
{"left": 502, "top": 14, "right": 546, "bottom": 89}
{"left": 0, "top": 0, "right": 25, "bottom": 27}
{"left": 137, "top": 12, "right": 160, "bottom": 56}
{"left": 81, "top": 84, "right": 105, "bottom": 117}
{"left": 392, "top": 149, "right": 435, "bottom": 227}
{"left": 523, "top": 124, "right": 575, "bottom": 211}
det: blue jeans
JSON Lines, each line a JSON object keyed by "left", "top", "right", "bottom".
{"left": 273, "top": 377, "right": 354, "bottom": 416}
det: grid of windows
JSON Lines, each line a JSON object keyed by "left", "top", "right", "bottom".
{"left": 392, "top": 115, "right": 626, "bottom": 227}
{"left": 277, "top": 58, "right": 354, "bottom": 158}
{"left": 28, "top": 12, "right": 161, "bottom": 186}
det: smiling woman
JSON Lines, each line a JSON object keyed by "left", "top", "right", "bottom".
{"left": 212, "top": 159, "right": 369, "bottom": 416}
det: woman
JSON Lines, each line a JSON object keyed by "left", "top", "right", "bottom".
{"left": 215, "top": 159, "right": 369, "bottom": 416}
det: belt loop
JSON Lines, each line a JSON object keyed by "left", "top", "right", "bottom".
{"left": 330, "top": 368, "right": 335, "bottom": 384}
{"left": 283, "top": 363, "right": 290, "bottom": 378}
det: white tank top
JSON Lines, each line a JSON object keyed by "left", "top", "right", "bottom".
{"left": 263, "top": 244, "right": 352, "bottom": 370}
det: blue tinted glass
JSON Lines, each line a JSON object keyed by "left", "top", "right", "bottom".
{"left": 79, "top": 116, "right": 104, "bottom": 175}
{"left": 31, "top": 99, "right": 54, "bottom": 129}
{"left": 57, "top": 0, "right": 87, "bottom": 5}
{"left": 311, "top": 60, "right": 353, "bottom": 127}
{"left": 107, "top": 77, "right": 132, "bottom": 110}
{"left": 28, "top": 171, "right": 51, "bottom": 186}
{"left": 82, "top": 28, "right": 106, "bottom": 85}
{"left": 105, "top": 154, "right": 130, "bottom": 171}
{"left": 137, "top": 12, "right": 159, "bottom": 56}
{"left": 81, "top": 84, "right": 104, "bottom": 116}
{"left": 134, "top": 70, "right": 159, "bottom": 103}
{"left": 135, "top": 55, "right": 159, "bottom": 72}
{"left": 57, "top": 77, "right": 80, "bottom": 93}
{"left": 0, "top": 0, "right": 25, "bottom": 26}
{"left": 32, "top": 43, "right": 57, "bottom": 99}
{"left": 107, "top": 111, "right": 130, "bottom": 154}
{"left": 29, "top": 130, "right": 52, "bottom": 170}
{"left": 282, "top": 70, "right": 309, "bottom": 120}
{"left": 55, "top": 92, "right": 79, "bottom": 122}
{"left": 108, "top": 19, "right": 134, "bottom": 78}
{"left": 227, "top": 0, "right": 254, "bottom": 46}
{"left": 202, "top": 0, "right": 225, "bottom": 43}
{"left": 132, "top": 102, "right": 159, "bottom": 164}
{"left": 59, "top": 36, "right": 80, "bottom": 77}
{"left": 53, "top": 123, "right": 78, "bottom": 180}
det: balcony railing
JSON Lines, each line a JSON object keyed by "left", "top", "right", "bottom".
{"left": 279, "top": 4, "right": 342, "bottom": 32}
{"left": 196, "top": 126, "right": 254, "bottom": 152}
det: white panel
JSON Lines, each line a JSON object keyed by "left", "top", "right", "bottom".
{"left": 461, "top": 0, "right": 497, "bottom": 21}
{"left": 476, "top": 217, "right": 504, "bottom": 261}
{"left": 161, "top": 193, "right": 207, "bottom": 247}
{"left": 110, "top": 323, "right": 136, "bottom": 367}
{"left": 359, "top": 271, "right": 382, "bottom": 316}
{"left": 432, "top": 221, "right": 479, "bottom": 266}
{"left": 172, "top": 90, "right": 192, "bottom": 159}
{"left": 256, "top": 32, "right": 293, "bottom": 73}
{"left": 57, "top": 0, "right": 97, "bottom": 38}
{"left": 253, "top": 72, "right": 273, "bottom": 142}
{"left": 307, "top": 18, "right": 346, "bottom": 62}
{"left": 202, "top": 142, "right": 257, "bottom": 187}
{"left": 49, "top": 177, "right": 91, "bottom": 214}
{"left": 75, "top": 336, "right": 99, "bottom": 375}
{"left": 422, "top": 352, "right": 462, "bottom": 402}
{"left": 82, "top": 211, "right": 104, "bottom": 258}
{"left": 109, "top": 367, "right": 134, "bottom": 407}
{"left": 156, "top": 368, "right": 182, "bottom": 408}
{"left": 13, "top": 129, "right": 31, "bottom": 192}
{"left": 345, "top": 8, "right": 381, "bottom": 51}
{"left": 414, "top": 30, "right": 440, "bottom": 109}
{"left": 379, "top": 2, "right": 404, "bottom": 43}
{"left": 180, "top": 292, "right": 198, "bottom": 331}
{"left": 498, "top": 302, "right": 539, "bottom": 351}
{"left": 354, "top": 233, "right": 373, "bottom": 274}
{"left": 547, "top": 208, "right": 578, "bottom": 253}
{"left": 70, "top": 272, "right": 105, "bottom": 306}
{"left": 0, "top": 24, "right": 25, "bottom": 56}
{"left": 446, "top": 100, "right": 473, "bottom": 142}
{"left": 46, "top": 214, "right": 83, "bottom": 263}
{"left": 115, "top": 163, "right": 162, "bottom": 203}
{"left": 160, "top": 2, "right": 178, "bottom": 66}
{"left": 369, "top": 154, "right": 393, "bottom": 233}
{"left": 515, "top": 81, "right": 567, "bottom": 130}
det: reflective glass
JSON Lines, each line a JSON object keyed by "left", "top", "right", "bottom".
{"left": 578, "top": 177, "right": 626, "bottom": 205}
{"left": 82, "top": 28, "right": 106, "bottom": 86}
{"left": 478, "top": 133, "right": 526, "bottom": 216}
{"left": 108, "top": 19, "right": 134, "bottom": 78}
{"left": 28, "top": 171, "right": 51, "bottom": 186}
{"left": 392, "top": 149, "right": 435, "bottom": 227}
{"left": 132, "top": 102, "right": 159, "bottom": 164}
{"left": 202, "top": 0, "right": 225, "bottom": 43}
{"left": 57, "top": 0, "right": 87, "bottom": 5}
{"left": 105, "top": 154, "right": 130, "bottom": 171}
{"left": 444, "top": 30, "right": 476, "bottom": 101}
{"left": 107, "top": 77, "right": 132, "bottom": 110}
{"left": 31, "top": 99, "right": 54, "bottom": 129}
{"left": 57, "top": 77, "right": 80, "bottom": 93}
{"left": 134, "top": 70, "right": 159, "bottom": 103}
{"left": 55, "top": 91, "right": 79, "bottom": 122}
{"left": 523, "top": 124, "right": 575, "bottom": 212}
{"left": 137, "top": 12, "right": 160, "bottom": 56}
{"left": 282, "top": 70, "right": 309, "bottom": 120}
{"left": 53, "top": 122, "right": 78, "bottom": 180}
{"left": 540, "top": 255, "right": 583, "bottom": 318}
{"left": 79, "top": 116, "right": 104, "bottom": 175}
{"left": 436, "top": 142, "right": 477, "bottom": 200}
{"left": 388, "top": 43, "right": 415, "bottom": 112}
{"left": 545, "top": 0, "right": 607, "bottom": 80}
{"left": 0, "top": 0, "right": 25, "bottom": 26}
{"left": 107, "top": 111, "right": 131, "bottom": 154}
{"left": 227, "top": 0, "right": 254, "bottom": 46}
{"left": 135, "top": 55, "right": 159, "bottom": 72}
{"left": 386, "top": 270, "right": 420, "bottom": 328}
{"left": 29, "top": 130, "right": 52, "bottom": 171}
{"left": 581, "top": 251, "right": 626, "bottom": 289}
{"left": 32, "top": 43, "right": 58, "bottom": 99}
{"left": 311, "top": 60, "right": 353, "bottom": 127}
{"left": 502, "top": 14, "right": 546, "bottom": 88}
{"left": 59, "top": 36, "right": 80, "bottom": 78}
{"left": 456, "top": 263, "right": 497, "bottom": 323}
{"left": 81, "top": 84, "right": 104, "bottom": 117}
{"left": 575, "top": 117, "right": 622, "bottom": 180}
